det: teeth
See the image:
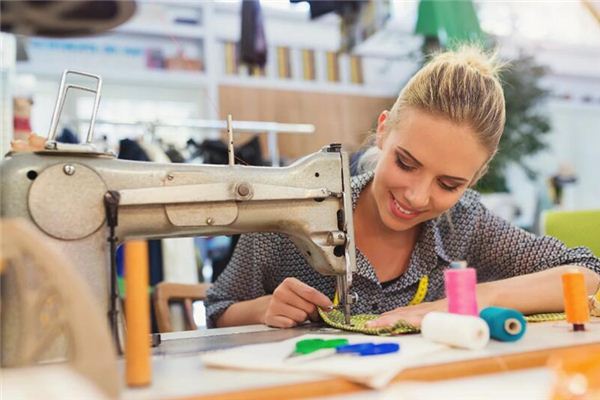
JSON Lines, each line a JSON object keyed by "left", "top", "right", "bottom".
{"left": 393, "top": 198, "right": 415, "bottom": 215}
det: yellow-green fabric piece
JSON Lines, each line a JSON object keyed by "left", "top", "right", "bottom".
{"left": 524, "top": 312, "right": 565, "bottom": 322}
{"left": 318, "top": 308, "right": 418, "bottom": 336}
{"left": 319, "top": 309, "right": 566, "bottom": 336}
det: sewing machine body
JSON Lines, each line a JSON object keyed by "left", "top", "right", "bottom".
{"left": 1, "top": 145, "right": 357, "bottom": 356}
{"left": 1, "top": 70, "right": 357, "bottom": 363}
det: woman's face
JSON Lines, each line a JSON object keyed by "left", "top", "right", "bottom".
{"left": 370, "top": 107, "right": 489, "bottom": 232}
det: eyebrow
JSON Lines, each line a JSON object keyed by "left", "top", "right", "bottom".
{"left": 396, "top": 147, "right": 469, "bottom": 183}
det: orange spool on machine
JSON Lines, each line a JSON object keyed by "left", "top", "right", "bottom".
{"left": 124, "top": 240, "right": 151, "bottom": 387}
{"left": 561, "top": 270, "right": 590, "bottom": 332}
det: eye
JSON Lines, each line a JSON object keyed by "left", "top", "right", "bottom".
{"left": 438, "top": 180, "right": 460, "bottom": 192}
{"left": 395, "top": 154, "right": 416, "bottom": 172}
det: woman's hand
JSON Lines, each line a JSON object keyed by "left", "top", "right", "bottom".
{"left": 10, "top": 133, "right": 47, "bottom": 152}
{"left": 366, "top": 299, "right": 448, "bottom": 329}
{"left": 263, "top": 277, "right": 333, "bottom": 328}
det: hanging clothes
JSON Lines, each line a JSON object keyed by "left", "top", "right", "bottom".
{"left": 188, "top": 135, "right": 266, "bottom": 166}
{"left": 290, "top": 0, "right": 337, "bottom": 19}
{"left": 290, "top": 0, "right": 390, "bottom": 52}
{"left": 56, "top": 127, "right": 79, "bottom": 143}
{"left": 239, "top": 0, "right": 267, "bottom": 68}
{"left": 138, "top": 141, "right": 171, "bottom": 164}
{"left": 165, "top": 144, "right": 186, "bottom": 163}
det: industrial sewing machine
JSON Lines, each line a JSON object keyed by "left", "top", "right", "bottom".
{"left": 0, "top": 71, "right": 358, "bottom": 362}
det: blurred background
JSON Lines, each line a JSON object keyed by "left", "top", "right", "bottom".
{"left": 1, "top": 0, "right": 599, "bottom": 327}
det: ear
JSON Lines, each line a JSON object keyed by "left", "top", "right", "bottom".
{"left": 375, "top": 110, "right": 389, "bottom": 149}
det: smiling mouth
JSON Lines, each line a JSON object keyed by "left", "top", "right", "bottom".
{"left": 390, "top": 193, "right": 423, "bottom": 217}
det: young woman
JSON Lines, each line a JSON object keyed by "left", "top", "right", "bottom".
{"left": 204, "top": 46, "right": 600, "bottom": 329}
{"left": 11, "top": 47, "right": 600, "bottom": 330}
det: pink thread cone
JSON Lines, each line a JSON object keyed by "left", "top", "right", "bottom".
{"left": 445, "top": 267, "right": 478, "bottom": 316}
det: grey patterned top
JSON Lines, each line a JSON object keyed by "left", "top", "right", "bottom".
{"left": 205, "top": 172, "right": 600, "bottom": 327}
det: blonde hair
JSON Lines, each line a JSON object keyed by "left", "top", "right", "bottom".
{"left": 358, "top": 45, "right": 506, "bottom": 181}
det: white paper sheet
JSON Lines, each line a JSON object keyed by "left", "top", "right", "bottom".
{"left": 200, "top": 334, "right": 447, "bottom": 388}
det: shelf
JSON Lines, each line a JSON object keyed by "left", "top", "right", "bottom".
{"left": 113, "top": 23, "right": 205, "bottom": 40}
{"left": 16, "top": 63, "right": 207, "bottom": 89}
{"left": 218, "top": 76, "right": 397, "bottom": 98}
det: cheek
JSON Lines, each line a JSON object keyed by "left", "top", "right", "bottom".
{"left": 429, "top": 189, "right": 466, "bottom": 215}
{"left": 376, "top": 154, "right": 408, "bottom": 187}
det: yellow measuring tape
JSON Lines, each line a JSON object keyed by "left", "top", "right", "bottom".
{"left": 408, "top": 276, "right": 429, "bottom": 305}
{"left": 333, "top": 275, "right": 429, "bottom": 307}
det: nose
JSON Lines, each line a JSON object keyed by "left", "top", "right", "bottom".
{"left": 405, "top": 180, "right": 431, "bottom": 210}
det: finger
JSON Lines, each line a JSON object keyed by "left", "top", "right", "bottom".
{"left": 381, "top": 308, "right": 404, "bottom": 316}
{"left": 367, "top": 314, "right": 423, "bottom": 329}
{"left": 283, "top": 278, "right": 333, "bottom": 308}
{"left": 265, "top": 315, "right": 297, "bottom": 328}
{"left": 273, "top": 282, "right": 319, "bottom": 315}
{"left": 365, "top": 315, "right": 397, "bottom": 328}
{"left": 308, "top": 309, "right": 320, "bottom": 322}
{"left": 283, "top": 292, "right": 317, "bottom": 314}
{"left": 381, "top": 303, "right": 419, "bottom": 315}
{"left": 270, "top": 301, "right": 309, "bottom": 324}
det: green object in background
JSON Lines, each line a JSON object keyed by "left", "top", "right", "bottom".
{"left": 542, "top": 209, "right": 600, "bottom": 257}
{"left": 415, "top": 0, "right": 484, "bottom": 47}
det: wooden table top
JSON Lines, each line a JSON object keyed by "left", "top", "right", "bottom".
{"left": 122, "top": 319, "right": 600, "bottom": 400}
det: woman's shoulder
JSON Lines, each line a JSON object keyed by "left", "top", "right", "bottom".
{"left": 443, "top": 189, "right": 485, "bottom": 229}
{"left": 456, "top": 188, "right": 482, "bottom": 209}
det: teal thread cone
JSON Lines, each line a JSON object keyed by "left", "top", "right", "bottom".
{"left": 479, "top": 307, "right": 527, "bottom": 342}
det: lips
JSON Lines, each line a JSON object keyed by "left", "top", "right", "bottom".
{"left": 388, "top": 193, "right": 422, "bottom": 220}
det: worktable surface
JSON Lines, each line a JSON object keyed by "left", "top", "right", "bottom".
{"left": 121, "top": 319, "right": 600, "bottom": 400}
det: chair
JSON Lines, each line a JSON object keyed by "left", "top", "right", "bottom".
{"left": 541, "top": 209, "right": 600, "bottom": 257}
{"left": 152, "top": 282, "right": 211, "bottom": 332}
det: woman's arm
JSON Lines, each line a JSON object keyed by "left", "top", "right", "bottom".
{"left": 205, "top": 233, "right": 272, "bottom": 328}
{"left": 477, "top": 264, "right": 600, "bottom": 314}
{"left": 216, "top": 295, "right": 272, "bottom": 327}
{"left": 216, "top": 278, "right": 333, "bottom": 328}
{"left": 367, "top": 265, "right": 600, "bottom": 328}
{"left": 206, "top": 233, "right": 333, "bottom": 328}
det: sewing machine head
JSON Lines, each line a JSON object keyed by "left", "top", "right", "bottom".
{"left": 0, "top": 71, "right": 358, "bottom": 353}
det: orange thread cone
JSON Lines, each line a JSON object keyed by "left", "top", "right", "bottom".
{"left": 561, "top": 270, "right": 589, "bottom": 330}
{"left": 125, "top": 240, "right": 151, "bottom": 386}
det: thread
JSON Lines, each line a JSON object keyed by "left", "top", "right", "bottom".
{"left": 125, "top": 240, "right": 151, "bottom": 387}
{"left": 445, "top": 261, "right": 478, "bottom": 316}
{"left": 561, "top": 270, "right": 589, "bottom": 331}
{"left": 421, "top": 312, "right": 490, "bottom": 350}
{"left": 479, "top": 306, "right": 527, "bottom": 342}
